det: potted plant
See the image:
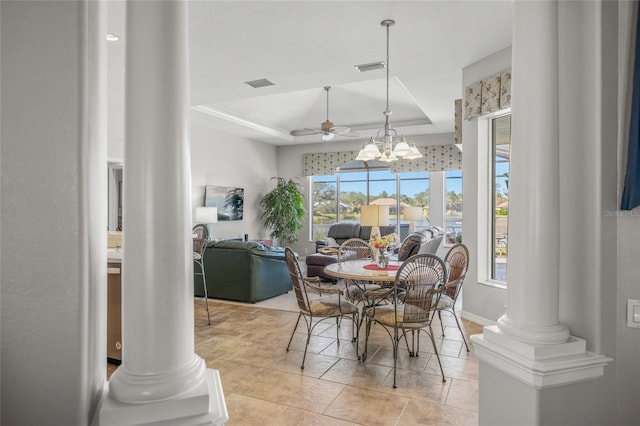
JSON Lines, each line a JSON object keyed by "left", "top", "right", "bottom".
{"left": 260, "top": 177, "right": 305, "bottom": 247}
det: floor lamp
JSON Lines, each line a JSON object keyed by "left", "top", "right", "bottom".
{"left": 361, "top": 204, "right": 389, "bottom": 241}
{"left": 403, "top": 206, "right": 423, "bottom": 234}
{"left": 195, "top": 207, "right": 218, "bottom": 238}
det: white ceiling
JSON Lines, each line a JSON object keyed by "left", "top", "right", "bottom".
{"left": 107, "top": 1, "right": 513, "bottom": 147}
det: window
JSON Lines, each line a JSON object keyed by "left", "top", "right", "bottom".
{"left": 399, "top": 171, "right": 430, "bottom": 239}
{"left": 445, "top": 170, "right": 463, "bottom": 244}
{"left": 491, "top": 114, "right": 511, "bottom": 282}
{"left": 311, "top": 174, "right": 337, "bottom": 241}
{"left": 309, "top": 170, "right": 432, "bottom": 242}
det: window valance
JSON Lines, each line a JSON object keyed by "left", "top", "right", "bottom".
{"left": 464, "top": 70, "right": 511, "bottom": 120}
{"left": 302, "top": 145, "right": 462, "bottom": 176}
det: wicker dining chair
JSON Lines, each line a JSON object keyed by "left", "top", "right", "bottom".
{"left": 338, "top": 238, "right": 381, "bottom": 306}
{"left": 284, "top": 248, "right": 359, "bottom": 369}
{"left": 362, "top": 253, "right": 448, "bottom": 387}
{"left": 436, "top": 242, "right": 470, "bottom": 351}
{"left": 192, "top": 224, "right": 211, "bottom": 325}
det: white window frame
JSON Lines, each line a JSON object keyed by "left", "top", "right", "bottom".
{"left": 477, "top": 109, "right": 510, "bottom": 289}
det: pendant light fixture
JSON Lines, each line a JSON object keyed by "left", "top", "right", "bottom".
{"left": 355, "top": 19, "right": 423, "bottom": 163}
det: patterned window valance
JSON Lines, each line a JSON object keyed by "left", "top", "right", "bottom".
{"left": 302, "top": 145, "right": 462, "bottom": 176}
{"left": 454, "top": 99, "right": 462, "bottom": 144}
{"left": 465, "top": 70, "right": 511, "bottom": 120}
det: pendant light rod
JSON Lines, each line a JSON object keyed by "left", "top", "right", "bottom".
{"left": 355, "top": 19, "right": 423, "bottom": 163}
{"left": 382, "top": 19, "right": 394, "bottom": 117}
{"left": 324, "top": 85, "right": 331, "bottom": 121}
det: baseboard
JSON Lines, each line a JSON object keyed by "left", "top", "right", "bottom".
{"left": 461, "top": 310, "right": 496, "bottom": 327}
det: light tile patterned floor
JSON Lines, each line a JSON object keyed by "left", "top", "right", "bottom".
{"left": 108, "top": 293, "right": 482, "bottom": 425}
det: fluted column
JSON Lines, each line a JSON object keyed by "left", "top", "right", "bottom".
{"left": 495, "top": 0, "right": 570, "bottom": 344}
{"left": 98, "top": 1, "right": 227, "bottom": 424}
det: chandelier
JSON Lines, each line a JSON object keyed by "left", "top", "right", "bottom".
{"left": 356, "top": 19, "right": 423, "bottom": 163}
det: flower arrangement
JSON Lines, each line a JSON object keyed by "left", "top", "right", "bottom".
{"left": 369, "top": 233, "right": 398, "bottom": 251}
{"left": 370, "top": 233, "right": 398, "bottom": 268}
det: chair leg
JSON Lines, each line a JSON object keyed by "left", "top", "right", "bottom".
{"left": 353, "top": 311, "right": 360, "bottom": 360}
{"left": 438, "top": 310, "right": 445, "bottom": 337}
{"left": 427, "top": 325, "right": 446, "bottom": 382}
{"left": 403, "top": 330, "right": 413, "bottom": 356}
{"left": 392, "top": 329, "right": 399, "bottom": 388}
{"left": 200, "top": 262, "right": 211, "bottom": 325}
{"left": 286, "top": 313, "right": 302, "bottom": 352}
{"left": 361, "top": 313, "right": 373, "bottom": 361}
{"left": 300, "top": 316, "right": 313, "bottom": 369}
{"left": 450, "top": 309, "right": 470, "bottom": 352}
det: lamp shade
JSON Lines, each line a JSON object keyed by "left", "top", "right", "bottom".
{"left": 403, "top": 206, "right": 423, "bottom": 221}
{"left": 195, "top": 207, "right": 218, "bottom": 224}
{"left": 360, "top": 205, "right": 389, "bottom": 227}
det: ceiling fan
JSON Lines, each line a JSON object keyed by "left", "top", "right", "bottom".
{"left": 291, "top": 86, "right": 360, "bottom": 141}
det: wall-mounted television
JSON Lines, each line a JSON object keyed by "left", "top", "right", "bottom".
{"left": 204, "top": 185, "right": 244, "bottom": 221}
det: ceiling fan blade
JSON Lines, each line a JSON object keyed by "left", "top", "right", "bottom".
{"left": 329, "top": 126, "right": 351, "bottom": 134}
{"left": 290, "top": 128, "right": 322, "bottom": 137}
{"left": 340, "top": 131, "right": 361, "bottom": 138}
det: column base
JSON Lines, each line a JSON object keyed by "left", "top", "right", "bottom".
{"left": 497, "top": 314, "right": 571, "bottom": 345}
{"left": 96, "top": 369, "right": 228, "bottom": 426}
{"left": 472, "top": 326, "right": 614, "bottom": 425}
{"left": 471, "top": 325, "right": 612, "bottom": 389}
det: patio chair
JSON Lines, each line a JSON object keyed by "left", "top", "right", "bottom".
{"left": 436, "top": 242, "right": 470, "bottom": 351}
{"left": 362, "top": 253, "right": 448, "bottom": 387}
{"left": 284, "top": 248, "right": 359, "bottom": 369}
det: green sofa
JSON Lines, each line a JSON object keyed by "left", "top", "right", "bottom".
{"left": 194, "top": 240, "right": 292, "bottom": 303}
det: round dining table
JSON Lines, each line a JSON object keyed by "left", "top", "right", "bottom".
{"left": 323, "top": 258, "right": 404, "bottom": 283}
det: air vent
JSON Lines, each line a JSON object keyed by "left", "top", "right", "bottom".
{"left": 354, "top": 61, "right": 386, "bottom": 72}
{"left": 244, "top": 78, "right": 275, "bottom": 88}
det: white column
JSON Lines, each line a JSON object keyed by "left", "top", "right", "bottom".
{"left": 98, "top": 2, "right": 227, "bottom": 424}
{"left": 495, "top": 0, "right": 570, "bottom": 344}
{"left": 471, "top": 2, "right": 612, "bottom": 424}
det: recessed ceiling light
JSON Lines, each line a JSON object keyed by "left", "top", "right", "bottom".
{"left": 354, "top": 61, "right": 386, "bottom": 72}
{"left": 244, "top": 78, "right": 275, "bottom": 88}
{"left": 106, "top": 33, "right": 119, "bottom": 42}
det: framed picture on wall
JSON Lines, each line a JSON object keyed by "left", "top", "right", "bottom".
{"left": 205, "top": 185, "right": 244, "bottom": 221}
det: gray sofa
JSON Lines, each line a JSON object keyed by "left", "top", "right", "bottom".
{"left": 393, "top": 226, "right": 446, "bottom": 260}
{"left": 314, "top": 222, "right": 397, "bottom": 252}
{"left": 194, "top": 241, "right": 292, "bottom": 303}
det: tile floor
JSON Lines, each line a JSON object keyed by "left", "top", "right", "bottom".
{"left": 107, "top": 291, "right": 482, "bottom": 425}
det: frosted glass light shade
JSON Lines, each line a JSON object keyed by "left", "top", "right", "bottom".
{"left": 195, "top": 207, "right": 218, "bottom": 224}
{"left": 357, "top": 141, "right": 382, "bottom": 161}
{"left": 392, "top": 140, "right": 412, "bottom": 157}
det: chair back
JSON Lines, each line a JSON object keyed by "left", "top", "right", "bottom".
{"left": 284, "top": 248, "right": 311, "bottom": 313}
{"left": 395, "top": 253, "right": 447, "bottom": 324}
{"left": 443, "top": 243, "right": 469, "bottom": 300}
{"left": 192, "top": 224, "right": 209, "bottom": 255}
{"left": 397, "top": 231, "right": 428, "bottom": 261}
{"left": 338, "top": 238, "right": 373, "bottom": 263}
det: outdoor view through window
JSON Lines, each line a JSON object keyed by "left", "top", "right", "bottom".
{"left": 492, "top": 114, "right": 511, "bottom": 283}
{"left": 311, "top": 169, "right": 462, "bottom": 245}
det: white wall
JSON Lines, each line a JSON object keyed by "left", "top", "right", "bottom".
{"left": 461, "top": 47, "right": 512, "bottom": 324}
{"left": 276, "top": 133, "right": 456, "bottom": 257}
{"left": 1, "top": 1, "right": 106, "bottom": 424}
{"left": 190, "top": 121, "right": 279, "bottom": 241}
{"left": 616, "top": 1, "right": 640, "bottom": 421}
